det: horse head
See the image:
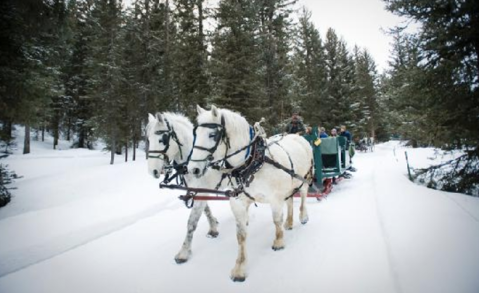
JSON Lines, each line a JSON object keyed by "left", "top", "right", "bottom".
{"left": 146, "top": 112, "right": 190, "bottom": 179}
{"left": 188, "top": 105, "right": 251, "bottom": 178}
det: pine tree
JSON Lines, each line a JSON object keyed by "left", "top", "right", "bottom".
{"left": 173, "top": 0, "right": 210, "bottom": 117}
{"left": 0, "top": 0, "right": 61, "bottom": 154}
{"left": 292, "top": 7, "right": 327, "bottom": 127}
{"left": 210, "top": 0, "right": 263, "bottom": 123}
{"left": 88, "top": 0, "right": 126, "bottom": 164}
{"left": 381, "top": 0, "right": 479, "bottom": 194}
{"left": 257, "top": 0, "right": 296, "bottom": 129}
{"left": 384, "top": 0, "right": 479, "bottom": 147}
{"left": 63, "top": 0, "right": 96, "bottom": 149}
{"left": 323, "top": 28, "right": 355, "bottom": 129}
{"left": 353, "top": 48, "right": 379, "bottom": 139}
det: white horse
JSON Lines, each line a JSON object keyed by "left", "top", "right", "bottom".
{"left": 188, "top": 105, "right": 314, "bottom": 282}
{"left": 146, "top": 112, "right": 221, "bottom": 263}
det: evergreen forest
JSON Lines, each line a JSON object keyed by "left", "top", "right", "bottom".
{"left": 1, "top": 0, "right": 478, "bottom": 195}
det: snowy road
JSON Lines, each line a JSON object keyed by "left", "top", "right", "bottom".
{"left": 1, "top": 139, "right": 479, "bottom": 293}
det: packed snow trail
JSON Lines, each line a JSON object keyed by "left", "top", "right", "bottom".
{"left": 0, "top": 137, "right": 479, "bottom": 293}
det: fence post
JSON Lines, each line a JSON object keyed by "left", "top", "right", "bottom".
{"left": 405, "top": 151, "right": 413, "bottom": 181}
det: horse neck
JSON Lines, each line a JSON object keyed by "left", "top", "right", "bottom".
{"left": 225, "top": 114, "right": 252, "bottom": 167}
{"left": 168, "top": 119, "right": 194, "bottom": 165}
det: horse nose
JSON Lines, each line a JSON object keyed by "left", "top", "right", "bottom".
{"left": 192, "top": 168, "right": 201, "bottom": 176}
{"left": 153, "top": 169, "right": 160, "bottom": 178}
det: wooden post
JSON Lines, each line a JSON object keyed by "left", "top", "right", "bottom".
{"left": 405, "top": 151, "right": 412, "bottom": 181}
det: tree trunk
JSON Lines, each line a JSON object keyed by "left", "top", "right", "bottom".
{"left": 41, "top": 125, "right": 45, "bottom": 142}
{"left": 78, "top": 125, "right": 85, "bottom": 148}
{"left": 66, "top": 118, "right": 71, "bottom": 141}
{"left": 125, "top": 141, "right": 128, "bottom": 162}
{"left": 132, "top": 136, "right": 136, "bottom": 161}
{"left": 53, "top": 124, "right": 59, "bottom": 150}
{"left": 110, "top": 136, "right": 116, "bottom": 165}
{"left": 23, "top": 124, "right": 30, "bottom": 154}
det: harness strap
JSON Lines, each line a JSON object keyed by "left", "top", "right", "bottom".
{"left": 285, "top": 182, "right": 305, "bottom": 201}
{"left": 271, "top": 141, "right": 294, "bottom": 178}
{"left": 244, "top": 126, "right": 254, "bottom": 159}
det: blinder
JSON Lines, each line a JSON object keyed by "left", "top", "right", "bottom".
{"left": 191, "top": 116, "right": 228, "bottom": 161}
{"left": 155, "top": 130, "right": 171, "bottom": 146}
{"left": 148, "top": 118, "right": 181, "bottom": 160}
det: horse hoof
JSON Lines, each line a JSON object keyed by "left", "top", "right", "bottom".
{"left": 231, "top": 276, "right": 246, "bottom": 282}
{"left": 207, "top": 231, "right": 219, "bottom": 238}
{"left": 272, "top": 245, "right": 284, "bottom": 251}
{"left": 301, "top": 216, "right": 309, "bottom": 225}
{"left": 284, "top": 225, "right": 293, "bottom": 231}
{"left": 174, "top": 257, "right": 188, "bottom": 264}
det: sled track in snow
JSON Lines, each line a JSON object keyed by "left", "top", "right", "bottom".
{"left": 443, "top": 194, "right": 479, "bottom": 223}
{"left": 0, "top": 202, "right": 178, "bottom": 278}
{"left": 371, "top": 166, "right": 404, "bottom": 293}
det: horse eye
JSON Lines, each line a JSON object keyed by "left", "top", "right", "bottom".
{"left": 209, "top": 132, "right": 217, "bottom": 140}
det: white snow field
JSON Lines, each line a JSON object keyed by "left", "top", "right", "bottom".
{"left": 1, "top": 130, "right": 479, "bottom": 293}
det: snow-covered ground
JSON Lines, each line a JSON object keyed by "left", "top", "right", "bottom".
{"left": 1, "top": 130, "right": 479, "bottom": 293}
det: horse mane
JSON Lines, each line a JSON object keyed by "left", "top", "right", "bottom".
{"left": 146, "top": 112, "right": 193, "bottom": 136}
{"left": 197, "top": 107, "right": 250, "bottom": 143}
{"left": 162, "top": 112, "right": 194, "bottom": 131}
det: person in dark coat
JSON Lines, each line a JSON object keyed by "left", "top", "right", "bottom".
{"left": 340, "top": 125, "right": 352, "bottom": 143}
{"left": 340, "top": 125, "right": 356, "bottom": 171}
{"left": 285, "top": 112, "right": 305, "bottom": 135}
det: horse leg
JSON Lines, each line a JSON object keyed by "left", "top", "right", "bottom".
{"left": 175, "top": 201, "right": 206, "bottom": 264}
{"left": 271, "top": 202, "right": 285, "bottom": 251}
{"left": 204, "top": 203, "right": 219, "bottom": 238}
{"left": 284, "top": 197, "right": 293, "bottom": 230}
{"left": 229, "top": 198, "right": 250, "bottom": 282}
{"left": 299, "top": 185, "right": 309, "bottom": 224}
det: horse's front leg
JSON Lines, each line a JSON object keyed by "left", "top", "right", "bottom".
{"left": 175, "top": 201, "right": 207, "bottom": 264}
{"left": 271, "top": 201, "right": 285, "bottom": 250}
{"left": 204, "top": 203, "right": 219, "bottom": 238}
{"left": 284, "top": 196, "right": 293, "bottom": 230}
{"left": 229, "top": 198, "right": 250, "bottom": 282}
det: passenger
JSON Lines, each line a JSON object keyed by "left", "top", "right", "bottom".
{"left": 319, "top": 127, "right": 328, "bottom": 138}
{"left": 339, "top": 125, "right": 352, "bottom": 144}
{"left": 330, "top": 128, "right": 338, "bottom": 137}
{"left": 305, "top": 126, "right": 313, "bottom": 135}
{"left": 340, "top": 125, "right": 356, "bottom": 171}
{"left": 285, "top": 112, "right": 305, "bottom": 135}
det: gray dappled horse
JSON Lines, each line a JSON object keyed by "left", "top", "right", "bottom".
{"left": 146, "top": 112, "right": 221, "bottom": 263}
{"left": 188, "top": 106, "right": 314, "bottom": 282}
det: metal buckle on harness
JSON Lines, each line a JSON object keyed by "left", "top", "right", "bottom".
{"left": 179, "top": 191, "right": 196, "bottom": 208}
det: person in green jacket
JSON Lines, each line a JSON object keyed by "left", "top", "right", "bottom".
{"left": 285, "top": 112, "right": 305, "bottom": 135}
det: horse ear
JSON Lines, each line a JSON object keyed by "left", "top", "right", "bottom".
{"left": 197, "top": 105, "right": 205, "bottom": 115}
{"left": 148, "top": 113, "right": 156, "bottom": 124}
{"left": 155, "top": 113, "right": 164, "bottom": 123}
{"left": 211, "top": 105, "right": 219, "bottom": 117}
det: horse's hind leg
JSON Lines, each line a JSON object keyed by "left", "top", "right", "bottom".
{"left": 230, "top": 198, "right": 250, "bottom": 282}
{"left": 175, "top": 201, "right": 206, "bottom": 264}
{"left": 271, "top": 202, "right": 285, "bottom": 250}
{"left": 204, "top": 203, "right": 219, "bottom": 238}
{"left": 299, "top": 185, "right": 309, "bottom": 224}
{"left": 284, "top": 197, "right": 293, "bottom": 230}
